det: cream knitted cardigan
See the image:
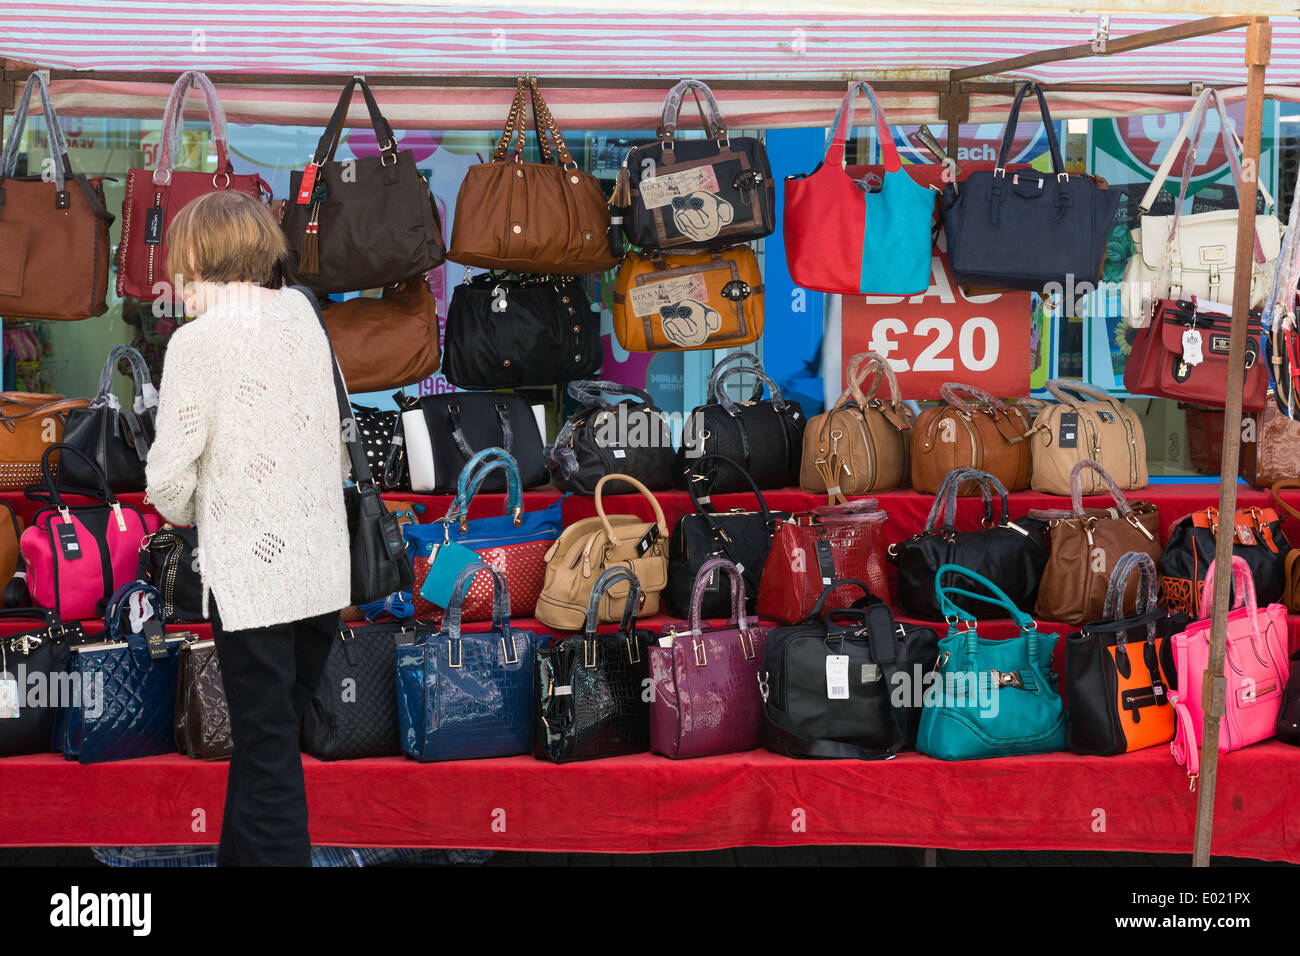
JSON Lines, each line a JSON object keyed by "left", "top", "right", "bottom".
{"left": 145, "top": 288, "right": 351, "bottom": 631}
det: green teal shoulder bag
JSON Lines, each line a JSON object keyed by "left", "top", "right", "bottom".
{"left": 915, "top": 564, "right": 1067, "bottom": 760}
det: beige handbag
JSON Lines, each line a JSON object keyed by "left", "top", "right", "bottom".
{"left": 799, "top": 351, "right": 913, "bottom": 503}
{"left": 1029, "top": 380, "right": 1147, "bottom": 496}
{"left": 534, "top": 473, "right": 669, "bottom": 631}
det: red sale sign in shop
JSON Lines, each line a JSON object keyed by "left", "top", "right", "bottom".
{"left": 839, "top": 250, "right": 1032, "bottom": 399}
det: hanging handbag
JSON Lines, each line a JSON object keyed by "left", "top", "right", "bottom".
{"left": 0, "top": 502, "right": 25, "bottom": 608}
{"left": 1066, "top": 552, "right": 1186, "bottom": 756}
{"left": 349, "top": 400, "right": 408, "bottom": 489}
{"left": 397, "top": 563, "right": 538, "bottom": 762}
{"left": 535, "top": 474, "right": 669, "bottom": 631}
{"left": 891, "top": 468, "right": 1049, "bottom": 621}
{"left": 756, "top": 498, "right": 890, "bottom": 625}
{"left": 943, "top": 82, "right": 1120, "bottom": 293}
{"left": 615, "top": 79, "right": 774, "bottom": 250}
{"left": 1034, "top": 459, "right": 1162, "bottom": 627}
{"left": 321, "top": 277, "right": 441, "bottom": 393}
{"left": 118, "top": 72, "right": 272, "bottom": 302}
{"left": 405, "top": 448, "right": 562, "bottom": 621}
{"left": 60, "top": 345, "right": 159, "bottom": 493}
{"left": 1028, "top": 379, "right": 1148, "bottom": 495}
{"left": 759, "top": 580, "right": 940, "bottom": 759}
{"left": 547, "top": 380, "right": 676, "bottom": 495}
{"left": 0, "top": 608, "right": 85, "bottom": 757}
{"left": 910, "top": 382, "right": 1036, "bottom": 494}
{"left": 1159, "top": 505, "right": 1290, "bottom": 616}
{"left": 916, "top": 565, "right": 1067, "bottom": 760}
{"left": 442, "top": 272, "right": 600, "bottom": 388}
{"left": 174, "top": 635, "right": 232, "bottom": 760}
{"left": 1240, "top": 394, "right": 1300, "bottom": 487}
{"left": 666, "top": 454, "right": 790, "bottom": 619}
{"left": 280, "top": 78, "right": 445, "bottom": 294}
{"left": 1169, "top": 556, "right": 1288, "bottom": 784}
{"left": 59, "top": 582, "right": 185, "bottom": 764}
{"left": 783, "top": 81, "right": 935, "bottom": 296}
{"left": 137, "top": 524, "right": 203, "bottom": 622}
{"left": 402, "top": 392, "right": 547, "bottom": 494}
{"left": 0, "top": 392, "right": 90, "bottom": 492}
{"left": 1122, "top": 88, "right": 1281, "bottom": 324}
{"left": 676, "top": 351, "right": 805, "bottom": 493}
{"left": 0, "top": 72, "right": 114, "bottom": 321}
{"left": 612, "top": 245, "right": 764, "bottom": 351}
{"left": 535, "top": 566, "right": 652, "bottom": 762}
{"left": 652, "top": 558, "right": 770, "bottom": 758}
{"left": 799, "top": 351, "right": 913, "bottom": 502}
{"left": 448, "top": 76, "right": 615, "bottom": 275}
{"left": 20, "top": 444, "right": 160, "bottom": 621}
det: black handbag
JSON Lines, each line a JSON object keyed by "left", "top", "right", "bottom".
{"left": 535, "top": 566, "right": 652, "bottom": 763}
{"left": 675, "top": 350, "right": 804, "bottom": 492}
{"left": 0, "top": 608, "right": 85, "bottom": 757}
{"left": 1275, "top": 651, "right": 1300, "bottom": 746}
{"left": 350, "top": 400, "right": 409, "bottom": 490}
{"left": 547, "top": 380, "right": 676, "bottom": 495}
{"left": 616, "top": 79, "right": 775, "bottom": 250}
{"left": 942, "top": 82, "right": 1121, "bottom": 292}
{"left": 666, "top": 454, "right": 790, "bottom": 618}
{"left": 403, "top": 392, "right": 547, "bottom": 494}
{"left": 890, "top": 468, "right": 1049, "bottom": 621}
{"left": 60, "top": 345, "right": 157, "bottom": 493}
{"left": 301, "top": 619, "right": 425, "bottom": 760}
{"left": 442, "top": 272, "right": 601, "bottom": 389}
{"left": 759, "top": 580, "right": 940, "bottom": 759}
{"left": 1158, "top": 505, "right": 1291, "bottom": 616}
{"left": 137, "top": 524, "right": 203, "bottom": 623}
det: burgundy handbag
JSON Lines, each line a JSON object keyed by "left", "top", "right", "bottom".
{"left": 650, "top": 557, "right": 770, "bottom": 758}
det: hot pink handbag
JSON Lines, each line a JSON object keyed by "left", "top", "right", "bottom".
{"left": 1169, "top": 555, "right": 1289, "bottom": 786}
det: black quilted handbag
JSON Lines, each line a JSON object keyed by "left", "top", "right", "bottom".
{"left": 442, "top": 272, "right": 601, "bottom": 389}
{"left": 666, "top": 454, "right": 790, "bottom": 618}
{"left": 547, "top": 380, "right": 676, "bottom": 495}
{"left": 403, "top": 392, "right": 547, "bottom": 494}
{"left": 137, "top": 524, "right": 203, "bottom": 623}
{"left": 675, "top": 350, "right": 805, "bottom": 492}
{"left": 350, "top": 400, "right": 409, "bottom": 490}
{"left": 300, "top": 620, "right": 427, "bottom": 760}
{"left": 535, "top": 566, "right": 652, "bottom": 763}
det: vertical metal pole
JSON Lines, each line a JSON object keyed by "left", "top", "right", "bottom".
{"left": 1192, "top": 16, "right": 1271, "bottom": 868}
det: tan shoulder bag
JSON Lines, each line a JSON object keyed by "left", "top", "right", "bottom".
{"left": 1030, "top": 380, "right": 1147, "bottom": 496}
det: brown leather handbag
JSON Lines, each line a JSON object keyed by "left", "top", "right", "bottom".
{"left": 0, "top": 393, "right": 90, "bottom": 491}
{"left": 1241, "top": 392, "right": 1300, "bottom": 488}
{"left": 612, "top": 245, "right": 763, "bottom": 351}
{"left": 911, "top": 382, "right": 1036, "bottom": 494}
{"left": 534, "top": 474, "right": 669, "bottom": 631}
{"left": 0, "top": 73, "right": 113, "bottom": 321}
{"left": 1271, "top": 481, "right": 1300, "bottom": 613}
{"left": 1029, "top": 380, "right": 1148, "bottom": 496}
{"left": 322, "top": 276, "right": 440, "bottom": 392}
{"left": 799, "top": 352, "right": 913, "bottom": 503}
{"left": 448, "top": 77, "right": 615, "bottom": 275}
{"left": 1034, "top": 460, "right": 1162, "bottom": 626}
{"left": 175, "top": 635, "right": 233, "bottom": 761}
{"left": 0, "top": 502, "right": 23, "bottom": 606}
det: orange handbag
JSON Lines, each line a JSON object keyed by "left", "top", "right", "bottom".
{"left": 0, "top": 393, "right": 90, "bottom": 491}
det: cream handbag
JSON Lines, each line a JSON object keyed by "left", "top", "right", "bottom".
{"left": 1029, "top": 380, "right": 1148, "bottom": 496}
{"left": 534, "top": 473, "right": 669, "bottom": 631}
{"left": 1122, "top": 87, "right": 1281, "bottom": 325}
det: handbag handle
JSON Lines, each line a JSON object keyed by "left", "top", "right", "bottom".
{"left": 310, "top": 76, "right": 399, "bottom": 168}
{"left": 105, "top": 580, "right": 164, "bottom": 643}
{"left": 583, "top": 566, "right": 642, "bottom": 640}
{"left": 1044, "top": 378, "right": 1128, "bottom": 413}
{"left": 0, "top": 394, "right": 89, "bottom": 422}
{"left": 1102, "top": 550, "right": 1159, "bottom": 623}
{"left": 1069, "top": 458, "right": 1133, "bottom": 518}
{"left": 659, "top": 78, "right": 727, "bottom": 146}
{"left": 495, "top": 77, "right": 578, "bottom": 170}
{"left": 808, "top": 578, "right": 880, "bottom": 622}
{"left": 440, "top": 562, "right": 511, "bottom": 644}
{"left": 995, "top": 82, "right": 1066, "bottom": 178}
{"left": 593, "top": 473, "right": 669, "bottom": 544}
{"left": 445, "top": 447, "right": 523, "bottom": 528}
{"left": 823, "top": 81, "right": 901, "bottom": 174}
{"left": 705, "top": 351, "right": 766, "bottom": 406}
{"left": 935, "top": 563, "right": 1041, "bottom": 661}
{"left": 939, "top": 382, "right": 1010, "bottom": 415}
{"left": 712, "top": 364, "right": 788, "bottom": 416}
{"left": 26, "top": 443, "right": 118, "bottom": 514}
{"left": 845, "top": 352, "right": 903, "bottom": 408}
{"left": 926, "top": 468, "right": 1009, "bottom": 533}
{"left": 687, "top": 556, "right": 749, "bottom": 635}
{"left": 92, "top": 345, "right": 159, "bottom": 414}
{"left": 1201, "top": 555, "right": 1260, "bottom": 623}
{"left": 566, "top": 379, "right": 659, "bottom": 412}
{"left": 1272, "top": 480, "right": 1300, "bottom": 523}
{"left": 154, "top": 71, "right": 234, "bottom": 186}
{"left": 680, "top": 453, "right": 773, "bottom": 520}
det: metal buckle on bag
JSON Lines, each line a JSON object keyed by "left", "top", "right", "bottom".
{"left": 757, "top": 670, "right": 769, "bottom": 703}
{"left": 721, "top": 280, "right": 751, "bottom": 301}
{"left": 583, "top": 640, "right": 598, "bottom": 669}
{"left": 448, "top": 639, "right": 463, "bottom": 668}
{"left": 693, "top": 638, "right": 708, "bottom": 667}
{"left": 989, "top": 669, "right": 1025, "bottom": 690}
{"left": 501, "top": 634, "right": 519, "bottom": 665}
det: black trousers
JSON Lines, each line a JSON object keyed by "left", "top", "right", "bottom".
{"left": 209, "top": 600, "right": 340, "bottom": 867}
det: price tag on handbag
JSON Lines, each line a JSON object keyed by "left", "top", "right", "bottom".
{"left": 143, "top": 620, "right": 169, "bottom": 661}
{"left": 1058, "top": 412, "right": 1078, "bottom": 449}
{"left": 826, "top": 654, "right": 850, "bottom": 699}
{"left": 418, "top": 537, "right": 482, "bottom": 609}
{"left": 296, "top": 163, "right": 320, "bottom": 205}
{"left": 0, "top": 677, "right": 19, "bottom": 718}
{"left": 1181, "top": 328, "right": 1205, "bottom": 367}
{"left": 635, "top": 525, "right": 661, "bottom": 557}
{"left": 55, "top": 522, "right": 82, "bottom": 561}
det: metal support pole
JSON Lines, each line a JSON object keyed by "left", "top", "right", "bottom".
{"left": 1192, "top": 15, "right": 1271, "bottom": 868}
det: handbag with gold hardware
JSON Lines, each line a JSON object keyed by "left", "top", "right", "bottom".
{"left": 910, "top": 382, "right": 1036, "bottom": 494}
{"left": 1028, "top": 380, "right": 1147, "bottom": 496}
{"left": 1159, "top": 504, "right": 1291, "bottom": 617}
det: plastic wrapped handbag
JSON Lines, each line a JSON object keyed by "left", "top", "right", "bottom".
{"left": 397, "top": 563, "right": 538, "bottom": 762}
{"left": 60, "top": 345, "right": 158, "bottom": 493}
{"left": 915, "top": 565, "right": 1067, "bottom": 761}
{"left": 547, "top": 380, "right": 676, "bottom": 496}
{"left": 1159, "top": 505, "right": 1290, "bottom": 616}
{"left": 0, "top": 608, "right": 85, "bottom": 757}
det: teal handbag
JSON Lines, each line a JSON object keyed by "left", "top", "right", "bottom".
{"left": 915, "top": 564, "right": 1067, "bottom": 761}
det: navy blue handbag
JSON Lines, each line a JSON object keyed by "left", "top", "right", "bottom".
{"left": 942, "top": 82, "right": 1120, "bottom": 293}
{"left": 396, "top": 562, "right": 538, "bottom": 762}
{"left": 59, "top": 581, "right": 185, "bottom": 764}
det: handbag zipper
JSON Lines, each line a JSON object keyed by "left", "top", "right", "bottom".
{"left": 147, "top": 188, "right": 163, "bottom": 287}
{"left": 118, "top": 173, "right": 136, "bottom": 296}
{"left": 851, "top": 408, "right": 879, "bottom": 491}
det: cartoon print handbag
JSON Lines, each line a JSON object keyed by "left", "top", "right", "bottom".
{"left": 612, "top": 245, "right": 763, "bottom": 352}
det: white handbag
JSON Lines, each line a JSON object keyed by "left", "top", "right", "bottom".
{"left": 1122, "top": 88, "right": 1282, "bottom": 325}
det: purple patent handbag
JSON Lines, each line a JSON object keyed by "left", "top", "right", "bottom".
{"left": 649, "top": 557, "right": 770, "bottom": 758}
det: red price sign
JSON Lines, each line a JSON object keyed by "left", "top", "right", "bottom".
{"left": 839, "top": 250, "right": 1031, "bottom": 400}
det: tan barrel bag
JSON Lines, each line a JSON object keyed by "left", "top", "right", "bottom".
{"left": 1029, "top": 380, "right": 1148, "bottom": 496}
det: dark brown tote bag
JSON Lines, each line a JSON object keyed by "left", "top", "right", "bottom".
{"left": 448, "top": 76, "right": 616, "bottom": 275}
{"left": 0, "top": 73, "right": 113, "bottom": 321}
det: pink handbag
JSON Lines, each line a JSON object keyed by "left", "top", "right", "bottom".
{"left": 1169, "top": 555, "right": 1289, "bottom": 785}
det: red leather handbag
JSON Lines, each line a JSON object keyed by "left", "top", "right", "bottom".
{"left": 117, "top": 71, "right": 272, "bottom": 303}
{"left": 1123, "top": 296, "right": 1268, "bottom": 412}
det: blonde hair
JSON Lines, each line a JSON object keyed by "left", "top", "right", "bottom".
{"left": 165, "top": 190, "right": 286, "bottom": 285}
